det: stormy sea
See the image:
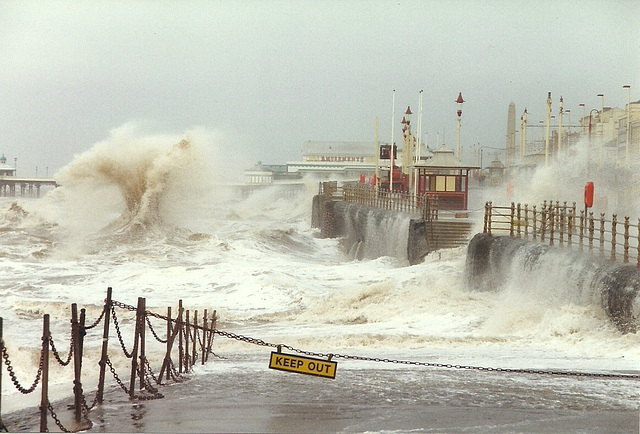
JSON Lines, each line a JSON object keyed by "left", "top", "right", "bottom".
{"left": 1, "top": 127, "right": 639, "bottom": 432}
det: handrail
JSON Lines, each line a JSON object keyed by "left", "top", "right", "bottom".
{"left": 484, "top": 201, "right": 640, "bottom": 267}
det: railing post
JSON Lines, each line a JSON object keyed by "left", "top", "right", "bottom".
{"left": 138, "top": 298, "right": 146, "bottom": 392}
{"left": 516, "top": 203, "right": 522, "bottom": 238}
{"left": 549, "top": 204, "right": 555, "bottom": 246}
{"left": 201, "top": 310, "right": 207, "bottom": 365}
{"left": 524, "top": 204, "right": 529, "bottom": 238}
{"left": 129, "top": 297, "right": 143, "bottom": 398}
{"left": 166, "top": 307, "right": 172, "bottom": 380}
{"left": 192, "top": 310, "right": 198, "bottom": 367}
{"left": 185, "top": 310, "right": 190, "bottom": 371}
{"left": 540, "top": 204, "right": 547, "bottom": 242}
{"left": 624, "top": 216, "right": 630, "bottom": 264}
{"left": 71, "top": 303, "right": 82, "bottom": 423}
{"left": 39, "top": 314, "right": 50, "bottom": 433}
{"left": 206, "top": 310, "right": 217, "bottom": 361}
{"left": 0, "top": 317, "right": 4, "bottom": 431}
{"left": 97, "top": 287, "right": 112, "bottom": 404}
{"left": 532, "top": 205, "right": 537, "bottom": 240}
{"left": 599, "top": 213, "right": 605, "bottom": 257}
{"left": 178, "top": 300, "right": 183, "bottom": 374}
{"left": 611, "top": 214, "right": 617, "bottom": 261}
{"left": 589, "top": 212, "right": 595, "bottom": 252}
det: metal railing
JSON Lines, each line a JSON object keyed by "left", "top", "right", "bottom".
{"left": 484, "top": 201, "right": 640, "bottom": 267}
{"left": 319, "top": 182, "right": 438, "bottom": 222}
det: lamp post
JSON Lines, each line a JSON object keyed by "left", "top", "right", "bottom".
{"left": 588, "top": 108, "right": 599, "bottom": 176}
{"left": 14, "top": 158, "right": 17, "bottom": 177}
{"left": 624, "top": 85, "right": 631, "bottom": 165}
{"left": 558, "top": 96, "right": 564, "bottom": 154}
{"left": 579, "top": 103, "right": 586, "bottom": 135}
{"left": 545, "top": 91, "right": 551, "bottom": 165}
{"left": 456, "top": 92, "right": 464, "bottom": 161}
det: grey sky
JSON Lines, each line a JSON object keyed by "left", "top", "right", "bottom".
{"left": 1, "top": 0, "right": 639, "bottom": 179}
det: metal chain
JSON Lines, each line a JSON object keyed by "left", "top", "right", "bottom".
{"left": 49, "top": 333, "right": 74, "bottom": 366}
{"left": 47, "top": 403, "right": 72, "bottom": 433}
{"left": 105, "top": 356, "right": 164, "bottom": 401}
{"left": 84, "top": 305, "right": 107, "bottom": 330}
{"left": 145, "top": 315, "right": 168, "bottom": 344}
{"left": 2, "top": 343, "right": 44, "bottom": 394}
{"left": 213, "top": 329, "right": 640, "bottom": 381}
{"left": 111, "top": 307, "right": 133, "bottom": 358}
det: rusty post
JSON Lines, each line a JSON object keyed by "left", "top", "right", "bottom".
{"left": 138, "top": 298, "right": 146, "bottom": 392}
{"left": 201, "top": 310, "right": 207, "bottom": 365}
{"left": 165, "top": 307, "right": 172, "bottom": 380}
{"left": 178, "top": 300, "right": 183, "bottom": 374}
{"left": 71, "top": 304, "right": 82, "bottom": 423}
{"left": 128, "top": 297, "right": 144, "bottom": 398}
{"left": 532, "top": 205, "right": 537, "bottom": 240}
{"left": 97, "top": 287, "right": 112, "bottom": 404}
{"left": 549, "top": 205, "right": 555, "bottom": 246}
{"left": 39, "top": 314, "right": 50, "bottom": 433}
{"left": 624, "top": 216, "right": 630, "bottom": 264}
{"left": 611, "top": 215, "right": 617, "bottom": 261}
{"left": 589, "top": 212, "right": 595, "bottom": 252}
{"left": 206, "top": 310, "right": 216, "bottom": 362}
{"left": 599, "top": 213, "right": 605, "bottom": 257}
{"left": 184, "top": 310, "right": 190, "bottom": 371}
{"left": 0, "top": 318, "right": 3, "bottom": 430}
{"left": 192, "top": 310, "right": 198, "bottom": 367}
{"left": 158, "top": 304, "right": 183, "bottom": 381}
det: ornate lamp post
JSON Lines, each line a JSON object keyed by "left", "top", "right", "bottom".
{"left": 455, "top": 92, "right": 464, "bottom": 160}
{"left": 579, "top": 103, "right": 586, "bottom": 135}
{"left": 558, "top": 96, "right": 564, "bottom": 153}
{"left": 623, "top": 85, "right": 631, "bottom": 164}
{"left": 545, "top": 92, "right": 551, "bottom": 165}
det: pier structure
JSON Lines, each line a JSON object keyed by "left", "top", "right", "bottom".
{"left": 0, "top": 176, "right": 58, "bottom": 198}
{"left": 0, "top": 154, "right": 57, "bottom": 197}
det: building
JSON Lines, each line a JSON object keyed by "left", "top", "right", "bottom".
{"left": 0, "top": 154, "right": 16, "bottom": 176}
{"left": 285, "top": 141, "right": 379, "bottom": 179}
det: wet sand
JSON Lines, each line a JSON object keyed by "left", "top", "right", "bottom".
{"left": 3, "top": 359, "right": 638, "bottom": 433}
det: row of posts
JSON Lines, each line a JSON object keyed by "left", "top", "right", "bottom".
{"left": 0, "top": 287, "right": 217, "bottom": 432}
{"left": 484, "top": 201, "right": 640, "bottom": 266}
{"left": 338, "top": 183, "right": 438, "bottom": 222}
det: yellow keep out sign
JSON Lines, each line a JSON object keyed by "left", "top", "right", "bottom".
{"left": 269, "top": 351, "right": 337, "bottom": 379}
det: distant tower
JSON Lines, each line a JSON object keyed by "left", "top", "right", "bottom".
{"left": 505, "top": 102, "right": 516, "bottom": 168}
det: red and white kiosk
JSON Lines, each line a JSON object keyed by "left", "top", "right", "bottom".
{"left": 413, "top": 145, "right": 479, "bottom": 210}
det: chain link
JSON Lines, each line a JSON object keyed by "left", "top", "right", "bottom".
{"left": 111, "top": 307, "right": 133, "bottom": 358}
{"left": 145, "top": 315, "right": 168, "bottom": 344}
{"left": 214, "top": 330, "right": 640, "bottom": 380}
{"left": 50, "top": 333, "right": 74, "bottom": 366}
{"left": 84, "top": 305, "right": 107, "bottom": 330}
{"left": 2, "top": 343, "right": 45, "bottom": 394}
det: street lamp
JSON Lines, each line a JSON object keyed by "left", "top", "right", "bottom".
{"left": 623, "top": 85, "right": 631, "bottom": 164}
{"left": 579, "top": 103, "right": 586, "bottom": 135}
{"left": 545, "top": 91, "right": 551, "bottom": 165}
{"left": 14, "top": 158, "right": 17, "bottom": 177}
{"left": 456, "top": 92, "right": 464, "bottom": 160}
{"left": 588, "top": 108, "right": 599, "bottom": 176}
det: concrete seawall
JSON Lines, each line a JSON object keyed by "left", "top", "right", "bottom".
{"left": 312, "top": 195, "right": 429, "bottom": 265}
{"left": 465, "top": 232, "right": 640, "bottom": 334}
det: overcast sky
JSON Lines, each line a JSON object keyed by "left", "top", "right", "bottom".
{"left": 1, "top": 0, "right": 639, "bottom": 178}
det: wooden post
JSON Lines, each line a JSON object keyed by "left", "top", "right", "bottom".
{"left": 178, "top": 300, "right": 183, "bottom": 374}
{"left": 532, "top": 205, "right": 537, "bottom": 241}
{"left": 524, "top": 204, "right": 529, "bottom": 238}
{"left": 97, "top": 287, "right": 113, "bottom": 404}
{"left": 0, "top": 317, "right": 4, "bottom": 430}
{"left": 39, "top": 314, "right": 50, "bottom": 433}
{"left": 158, "top": 305, "right": 183, "bottom": 381}
{"left": 611, "top": 215, "right": 617, "bottom": 261}
{"left": 201, "top": 310, "right": 207, "bottom": 365}
{"left": 624, "top": 216, "right": 630, "bottom": 264}
{"left": 71, "top": 304, "right": 82, "bottom": 423}
{"left": 599, "top": 213, "right": 605, "bottom": 257}
{"left": 192, "top": 310, "right": 198, "bottom": 367}
{"left": 165, "top": 307, "right": 172, "bottom": 380}
{"left": 184, "top": 310, "right": 190, "bottom": 372}
{"left": 138, "top": 298, "right": 146, "bottom": 392}
{"left": 128, "top": 297, "right": 144, "bottom": 398}
{"left": 589, "top": 212, "right": 595, "bottom": 252}
{"left": 206, "top": 310, "right": 217, "bottom": 363}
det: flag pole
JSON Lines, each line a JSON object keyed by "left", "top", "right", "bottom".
{"left": 390, "top": 90, "right": 395, "bottom": 192}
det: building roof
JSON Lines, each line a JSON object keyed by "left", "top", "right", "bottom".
{"left": 414, "top": 145, "right": 479, "bottom": 169}
{"left": 302, "top": 141, "right": 377, "bottom": 157}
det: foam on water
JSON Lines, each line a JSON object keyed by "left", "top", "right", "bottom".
{"left": 1, "top": 128, "right": 639, "bottom": 413}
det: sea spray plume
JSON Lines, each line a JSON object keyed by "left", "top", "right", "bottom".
{"left": 55, "top": 129, "right": 198, "bottom": 234}
{"left": 507, "top": 135, "right": 640, "bottom": 217}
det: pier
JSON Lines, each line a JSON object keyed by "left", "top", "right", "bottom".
{"left": 0, "top": 176, "right": 58, "bottom": 198}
